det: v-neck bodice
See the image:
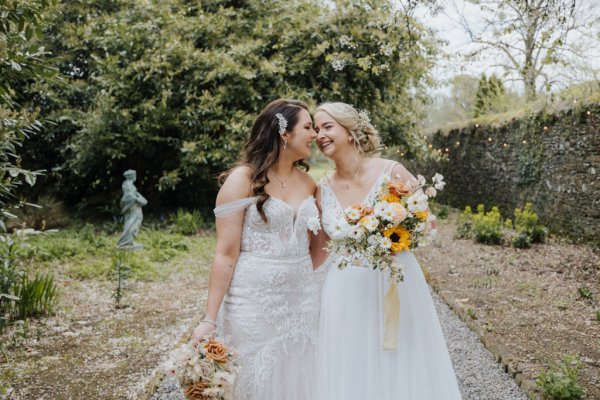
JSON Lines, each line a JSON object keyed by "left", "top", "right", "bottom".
{"left": 320, "top": 160, "right": 396, "bottom": 239}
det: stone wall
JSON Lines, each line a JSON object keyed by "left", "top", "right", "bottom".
{"left": 418, "top": 103, "right": 599, "bottom": 242}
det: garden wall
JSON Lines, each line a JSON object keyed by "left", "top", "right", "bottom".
{"left": 418, "top": 103, "right": 599, "bottom": 242}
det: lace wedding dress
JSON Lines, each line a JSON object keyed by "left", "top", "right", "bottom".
{"left": 316, "top": 161, "right": 462, "bottom": 400}
{"left": 214, "top": 195, "right": 324, "bottom": 400}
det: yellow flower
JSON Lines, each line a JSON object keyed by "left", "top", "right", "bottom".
{"left": 384, "top": 226, "right": 411, "bottom": 253}
{"left": 414, "top": 210, "right": 429, "bottom": 221}
{"left": 379, "top": 193, "right": 400, "bottom": 203}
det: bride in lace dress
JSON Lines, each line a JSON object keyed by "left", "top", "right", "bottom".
{"left": 190, "top": 99, "right": 324, "bottom": 400}
{"left": 311, "top": 102, "right": 462, "bottom": 400}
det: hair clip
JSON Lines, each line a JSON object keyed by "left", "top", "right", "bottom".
{"left": 275, "top": 113, "right": 288, "bottom": 135}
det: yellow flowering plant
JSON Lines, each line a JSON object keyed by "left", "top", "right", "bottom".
{"left": 328, "top": 173, "right": 444, "bottom": 282}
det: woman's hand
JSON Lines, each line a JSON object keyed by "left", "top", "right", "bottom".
{"left": 190, "top": 321, "right": 217, "bottom": 345}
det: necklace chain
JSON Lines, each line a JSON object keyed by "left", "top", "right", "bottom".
{"left": 271, "top": 169, "right": 293, "bottom": 188}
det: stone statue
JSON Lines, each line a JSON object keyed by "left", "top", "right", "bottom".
{"left": 117, "top": 170, "right": 147, "bottom": 249}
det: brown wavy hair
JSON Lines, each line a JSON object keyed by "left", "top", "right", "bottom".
{"left": 221, "top": 99, "right": 310, "bottom": 223}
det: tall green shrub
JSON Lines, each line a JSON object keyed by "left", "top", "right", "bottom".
{"left": 21, "top": 0, "right": 437, "bottom": 213}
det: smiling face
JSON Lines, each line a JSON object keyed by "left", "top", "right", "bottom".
{"left": 283, "top": 108, "right": 317, "bottom": 160}
{"left": 314, "top": 110, "right": 354, "bottom": 159}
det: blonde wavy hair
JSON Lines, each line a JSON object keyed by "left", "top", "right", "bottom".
{"left": 314, "top": 102, "right": 381, "bottom": 156}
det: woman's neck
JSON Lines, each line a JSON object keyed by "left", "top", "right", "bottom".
{"left": 333, "top": 153, "right": 365, "bottom": 181}
{"left": 271, "top": 155, "right": 295, "bottom": 177}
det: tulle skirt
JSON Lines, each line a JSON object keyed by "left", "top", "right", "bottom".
{"left": 316, "top": 251, "right": 462, "bottom": 400}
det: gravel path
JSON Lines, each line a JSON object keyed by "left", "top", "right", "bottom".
{"left": 150, "top": 290, "right": 528, "bottom": 400}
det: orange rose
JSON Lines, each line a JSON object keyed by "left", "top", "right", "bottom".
{"left": 388, "top": 181, "right": 411, "bottom": 198}
{"left": 203, "top": 338, "right": 228, "bottom": 364}
{"left": 185, "top": 380, "right": 210, "bottom": 400}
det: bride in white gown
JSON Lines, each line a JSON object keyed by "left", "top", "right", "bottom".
{"left": 190, "top": 99, "right": 324, "bottom": 400}
{"left": 312, "top": 102, "right": 462, "bottom": 400}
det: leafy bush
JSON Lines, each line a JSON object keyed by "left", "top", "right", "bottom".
{"left": 456, "top": 206, "right": 474, "bottom": 239}
{"left": 537, "top": 355, "right": 586, "bottom": 400}
{"left": 472, "top": 205, "right": 504, "bottom": 245}
{"left": 512, "top": 231, "right": 532, "bottom": 249}
{"left": 21, "top": 0, "right": 437, "bottom": 213}
{"left": 11, "top": 273, "right": 59, "bottom": 319}
{"left": 514, "top": 202, "right": 548, "bottom": 244}
{"left": 170, "top": 209, "right": 204, "bottom": 235}
{"left": 8, "top": 196, "right": 69, "bottom": 231}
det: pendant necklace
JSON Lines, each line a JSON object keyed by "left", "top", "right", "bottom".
{"left": 271, "top": 169, "right": 293, "bottom": 188}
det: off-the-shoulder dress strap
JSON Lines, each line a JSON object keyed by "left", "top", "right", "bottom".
{"left": 213, "top": 197, "right": 257, "bottom": 218}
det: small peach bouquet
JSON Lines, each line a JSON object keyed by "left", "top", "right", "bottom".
{"left": 168, "top": 336, "right": 239, "bottom": 400}
{"left": 328, "top": 173, "right": 444, "bottom": 282}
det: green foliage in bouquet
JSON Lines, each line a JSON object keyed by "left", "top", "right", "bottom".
{"left": 537, "top": 355, "right": 586, "bottom": 400}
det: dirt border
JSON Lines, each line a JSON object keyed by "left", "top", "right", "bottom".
{"left": 426, "top": 275, "right": 542, "bottom": 399}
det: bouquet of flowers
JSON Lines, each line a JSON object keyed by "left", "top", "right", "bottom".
{"left": 168, "top": 336, "right": 239, "bottom": 400}
{"left": 328, "top": 172, "right": 445, "bottom": 282}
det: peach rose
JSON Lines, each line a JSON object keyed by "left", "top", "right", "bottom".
{"left": 203, "top": 339, "right": 228, "bottom": 364}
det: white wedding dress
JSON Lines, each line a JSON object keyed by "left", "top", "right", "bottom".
{"left": 214, "top": 195, "right": 324, "bottom": 400}
{"left": 316, "top": 161, "right": 462, "bottom": 400}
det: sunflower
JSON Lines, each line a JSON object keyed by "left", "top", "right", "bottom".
{"left": 414, "top": 210, "right": 429, "bottom": 221}
{"left": 384, "top": 226, "right": 411, "bottom": 252}
{"left": 379, "top": 193, "right": 400, "bottom": 203}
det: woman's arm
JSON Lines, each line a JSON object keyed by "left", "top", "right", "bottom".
{"left": 191, "top": 167, "right": 251, "bottom": 342}
{"left": 310, "top": 184, "right": 330, "bottom": 270}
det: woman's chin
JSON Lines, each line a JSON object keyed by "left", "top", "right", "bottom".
{"left": 319, "top": 145, "right": 334, "bottom": 158}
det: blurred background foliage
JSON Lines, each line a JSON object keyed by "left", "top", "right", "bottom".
{"left": 11, "top": 0, "right": 437, "bottom": 216}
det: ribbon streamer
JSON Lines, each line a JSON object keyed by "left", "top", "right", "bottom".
{"left": 383, "top": 279, "right": 400, "bottom": 351}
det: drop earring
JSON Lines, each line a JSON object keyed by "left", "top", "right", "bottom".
{"left": 283, "top": 140, "right": 287, "bottom": 150}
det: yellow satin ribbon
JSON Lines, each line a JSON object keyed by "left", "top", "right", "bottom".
{"left": 383, "top": 280, "right": 400, "bottom": 351}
